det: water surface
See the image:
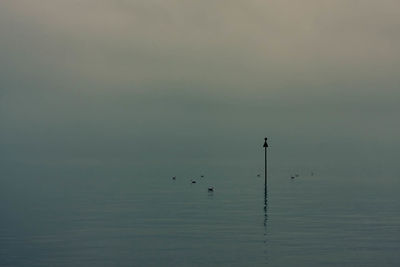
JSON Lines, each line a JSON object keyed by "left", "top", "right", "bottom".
{"left": 1, "top": 165, "right": 399, "bottom": 266}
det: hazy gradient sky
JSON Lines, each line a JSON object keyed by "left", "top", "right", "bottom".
{"left": 1, "top": 0, "right": 399, "bottom": 174}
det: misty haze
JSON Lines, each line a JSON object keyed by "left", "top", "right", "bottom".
{"left": 1, "top": 1, "right": 399, "bottom": 266}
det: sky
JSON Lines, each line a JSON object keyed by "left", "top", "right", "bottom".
{"left": 1, "top": 0, "right": 400, "bottom": 176}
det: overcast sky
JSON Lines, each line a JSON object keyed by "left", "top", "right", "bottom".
{"left": 1, "top": 1, "right": 399, "bottom": 174}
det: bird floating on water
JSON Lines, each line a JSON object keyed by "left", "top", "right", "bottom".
{"left": 191, "top": 180, "right": 196, "bottom": 184}
{"left": 172, "top": 176, "right": 176, "bottom": 180}
{"left": 200, "top": 175, "right": 204, "bottom": 178}
{"left": 208, "top": 186, "right": 214, "bottom": 192}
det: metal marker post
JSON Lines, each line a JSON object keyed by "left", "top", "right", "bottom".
{"left": 263, "top": 137, "right": 268, "bottom": 191}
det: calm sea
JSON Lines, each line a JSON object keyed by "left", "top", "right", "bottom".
{"left": 1, "top": 164, "right": 399, "bottom": 266}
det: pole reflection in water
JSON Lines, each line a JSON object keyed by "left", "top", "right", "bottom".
{"left": 264, "top": 188, "right": 268, "bottom": 228}
{"left": 263, "top": 187, "right": 269, "bottom": 264}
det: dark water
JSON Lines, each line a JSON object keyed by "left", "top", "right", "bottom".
{"left": 1, "top": 166, "right": 399, "bottom": 266}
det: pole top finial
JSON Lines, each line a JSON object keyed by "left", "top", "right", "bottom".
{"left": 263, "top": 137, "right": 268, "bottom": 148}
